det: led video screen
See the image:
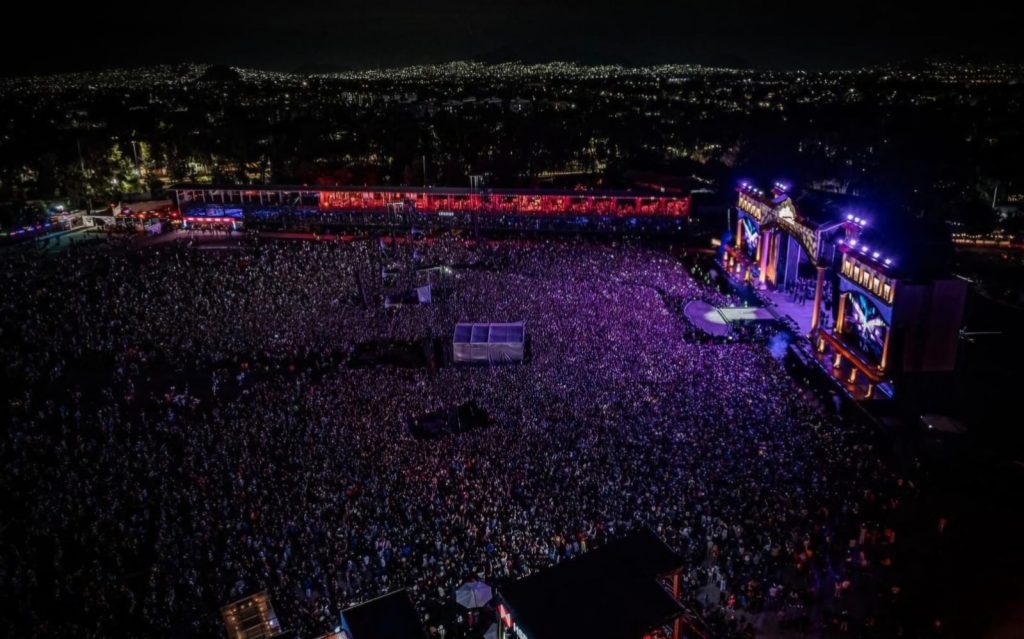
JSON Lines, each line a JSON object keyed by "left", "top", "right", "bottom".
{"left": 842, "top": 290, "right": 889, "bottom": 364}
{"left": 741, "top": 216, "right": 760, "bottom": 261}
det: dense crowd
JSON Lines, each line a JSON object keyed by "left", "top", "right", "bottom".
{"left": 1, "top": 235, "right": 917, "bottom": 638}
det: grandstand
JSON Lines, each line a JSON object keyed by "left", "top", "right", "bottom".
{"left": 169, "top": 185, "right": 689, "bottom": 234}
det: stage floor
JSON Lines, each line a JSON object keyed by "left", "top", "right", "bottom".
{"left": 759, "top": 287, "right": 821, "bottom": 336}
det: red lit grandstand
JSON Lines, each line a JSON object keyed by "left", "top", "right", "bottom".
{"left": 170, "top": 185, "right": 690, "bottom": 233}
{"left": 316, "top": 188, "right": 688, "bottom": 216}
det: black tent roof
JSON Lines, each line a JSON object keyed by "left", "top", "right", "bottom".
{"left": 341, "top": 590, "right": 426, "bottom": 639}
{"left": 497, "top": 529, "right": 684, "bottom": 639}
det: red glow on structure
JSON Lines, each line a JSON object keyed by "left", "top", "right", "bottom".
{"left": 318, "top": 190, "right": 689, "bottom": 217}
{"left": 183, "top": 216, "right": 235, "bottom": 223}
{"left": 498, "top": 604, "right": 513, "bottom": 628}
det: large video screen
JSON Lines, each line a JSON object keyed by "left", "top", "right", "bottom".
{"left": 842, "top": 290, "right": 889, "bottom": 364}
{"left": 741, "top": 217, "right": 760, "bottom": 261}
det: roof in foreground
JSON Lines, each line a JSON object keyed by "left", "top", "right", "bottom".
{"left": 168, "top": 183, "right": 688, "bottom": 198}
{"left": 341, "top": 590, "right": 426, "bottom": 639}
{"left": 498, "top": 528, "right": 684, "bottom": 639}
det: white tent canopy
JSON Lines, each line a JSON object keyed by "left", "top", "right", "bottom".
{"left": 453, "top": 321, "right": 525, "bottom": 364}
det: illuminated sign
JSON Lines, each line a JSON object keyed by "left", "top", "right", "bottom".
{"left": 497, "top": 604, "right": 529, "bottom": 639}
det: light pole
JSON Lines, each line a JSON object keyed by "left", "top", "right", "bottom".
{"left": 130, "top": 140, "right": 142, "bottom": 182}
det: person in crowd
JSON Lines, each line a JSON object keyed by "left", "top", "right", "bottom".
{"left": 0, "top": 236, "right": 914, "bottom": 638}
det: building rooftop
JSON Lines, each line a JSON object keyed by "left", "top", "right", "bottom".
{"left": 497, "top": 529, "right": 684, "bottom": 639}
{"left": 341, "top": 590, "right": 426, "bottom": 639}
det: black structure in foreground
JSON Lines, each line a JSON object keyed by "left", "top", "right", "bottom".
{"left": 495, "top": 529, "right": 691, "bottom": 639}
{"left": 339, "top": 589, "right": 426, "bottom": 639}
{"left": 409, "top": 401, "right": 491, "bottom": 439}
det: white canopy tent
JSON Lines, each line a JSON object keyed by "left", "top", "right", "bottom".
{"left": 453, "top": 321, "right": 525, "bottom": 364}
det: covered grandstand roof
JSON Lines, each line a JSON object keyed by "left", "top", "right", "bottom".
{"left": 168, "top": 184, "right": 685, "bottom": 199}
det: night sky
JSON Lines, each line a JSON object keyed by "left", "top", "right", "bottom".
{"left": 5, "top": 0, "right": 1022, "bottom": 75}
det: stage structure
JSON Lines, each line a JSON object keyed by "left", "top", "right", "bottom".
{"left": 725, "top": 181, "right": 967, "bottom": 399}
{"left": 453, "top": 322, "right": 525, "bottom": 364}
{"left": 816, "top": 233, "right": 967, "bottom": 398}
{"left": 170, "top": 185, "right": 690, "bottom": 235}
{"left": 724, "top": 182, "right": 851, "bottom": 337}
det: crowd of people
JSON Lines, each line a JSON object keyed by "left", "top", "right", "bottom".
{"left": 1, "top": 234, "right": 920, "bottom": 638}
